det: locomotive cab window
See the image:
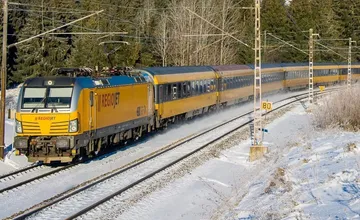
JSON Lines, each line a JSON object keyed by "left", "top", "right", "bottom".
{"left": 22, "top": 88, "right": 47, "bottom": 108}
{"left": 22, "top": 87, "right": 73, "bottom": 109}
{"left": 47, "top": 88, "right": 73, "bottom": 108}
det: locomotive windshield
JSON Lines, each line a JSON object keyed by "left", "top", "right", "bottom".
{"left": 22, "top": 87, "right": 73, "bottom": 109}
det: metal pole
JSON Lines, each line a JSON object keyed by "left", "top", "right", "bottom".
{"left": 0, "top": 0, "right": 8, "bottom": 159}
{"left": 253, "top": 0, "right": 262, "bottom": 146}
{"left": 264, "top": 30, "right": 267, "bottom": 63}
{"left": 348, "top": 37, "right": 352, "bottom": 88}
{"left": 162, "top": 14, "right": 166, "bottom": 67}
{"left": 309, "top": 28, "right": 314, "bottom": 104}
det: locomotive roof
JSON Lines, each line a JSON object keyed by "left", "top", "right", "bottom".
{"left": 24, "top": 76, "right": 76, "bottom": 87}
{"left": 143, "top": 66, "right": 214, "bottom": 75}
{"left": 23, "top": 75, "right": 145, "bottom": 88}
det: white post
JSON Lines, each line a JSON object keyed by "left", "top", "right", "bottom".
{"left": 253, "top": 0, "right": 262, "bottom": 146}
{"left": 348, "top": 37, "right": 352, "bottom": 88}
{"left": 309, "top": 28, "right": 314, "bottom": 104}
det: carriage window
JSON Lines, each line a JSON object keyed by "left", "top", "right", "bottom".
{"left": 177, "top": 83, "right": 182, "bottom": 99}
{"left": 187, "top": 82, "right": 191, "bottom": 96}
{"left": 191, "top": 81, "right": 195, "bottom": 94}
{"left": 172, "top": 84, "right": 177, "bottom": 100}
{"left": 210, "top": 79, "right": 215, "bottom": 91}
{"left": 166, "top": 85, "right": 171, "bottom": 101}
{"left": 182, "top": 82, "right": 187, "bottom": 97}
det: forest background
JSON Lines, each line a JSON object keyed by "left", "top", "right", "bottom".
{"left": 1, "top": 0, "right": 360, "bottom": 86}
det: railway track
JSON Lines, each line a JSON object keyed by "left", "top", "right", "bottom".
{"left": 0, "top": 163, "right": 41, "bottom": 180}
{"left": 0, "top": 163, "right": 78, "bottom": 195}
{"left": 12, "top": 89, "right": 334, "bottom": 220}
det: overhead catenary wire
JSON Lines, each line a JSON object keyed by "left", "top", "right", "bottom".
{"left": 184, "top": 7, "right": 251, "bottom": 48}
{"left": 267, "top": 33, "right": 307, "bottom": 55}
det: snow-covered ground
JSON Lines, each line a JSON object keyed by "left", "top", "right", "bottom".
{"left": 103, "top": 103, "right": 360, "bottom": 220}
{"left": 2, "top": 86, "right": 357, "bottom": 220}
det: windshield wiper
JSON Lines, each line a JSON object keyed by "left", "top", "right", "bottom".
{"left": 31, "top": 96, "right": 47, "bottom": 113}
{"left": 48, "top": 102, "right": 58, "bottom": 113}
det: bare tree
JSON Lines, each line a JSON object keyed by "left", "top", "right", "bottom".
{"left": 154, "top": 12, "right": 170, "bottom": 66}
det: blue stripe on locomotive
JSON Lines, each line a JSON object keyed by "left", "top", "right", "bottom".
{"left": 74, "top": 75, "right": 138, "bottom": 89}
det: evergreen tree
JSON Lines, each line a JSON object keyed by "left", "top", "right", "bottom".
{"left": 312, "top": 0, "right": 342, "bottom": 62}
{"left": 261, "top": 0, "right": 291, "bottom": 62}
{"left": 14, "top": 0, "right": 74, "bottom": 81}
{"left": 288, "top": 0, "right": 315, "bottom": 62}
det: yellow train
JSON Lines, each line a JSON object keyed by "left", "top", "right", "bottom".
{"left": 13, "top": 63, "right": 360, "bottom": 163}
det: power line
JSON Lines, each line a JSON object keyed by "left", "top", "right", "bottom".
{"left": 9, "top": 2, "right": 97, "bottom": 13}
{"left": 8, "top": 8, "right": 94, "bottom": 14}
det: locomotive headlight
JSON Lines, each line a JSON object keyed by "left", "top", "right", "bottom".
{"left": 15, "top": 120, "right": 22, "bottom": 133}
{"left": 69, "top": 119, "right": 78, "bottom": 133}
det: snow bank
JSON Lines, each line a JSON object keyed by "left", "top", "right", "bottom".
{"left": 225, "top": 108, "right": 360, "bottom": 219}
{"left": 0, "top": 86, "right": 29, "bottom": 172}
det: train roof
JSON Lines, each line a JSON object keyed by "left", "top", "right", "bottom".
{"left": 211, "top": 65, "right": 251, "bottom": 71}
{"left": 246, "top": 62, "right": 358, "bottom": 69}
{"left": 142, "top": 66, "right": 214, "bottom": 75}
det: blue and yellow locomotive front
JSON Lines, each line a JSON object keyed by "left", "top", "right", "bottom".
{"left": 14, "top": 76, "right": 82, "bottom": 163}
{"left": 14, "top": 72, "right": 154, "bottom": 163}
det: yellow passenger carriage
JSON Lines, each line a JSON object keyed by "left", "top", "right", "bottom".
{"left": 140, "top": 66, "right": 218, "bottom": 127}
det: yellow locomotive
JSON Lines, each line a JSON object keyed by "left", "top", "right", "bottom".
{"left": 14, "top": 68, "right": 154, "bottom": 163}
{"left": 13, "top": 63, "right": 360, "bottom": 163}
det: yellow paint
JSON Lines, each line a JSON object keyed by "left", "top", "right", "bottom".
{"left": 219, "top": 87, "right": 252, "bottom": 104}
{"left": 158, "top": 93, "right": 217, "bottom": 119}
{"left": 16, "top": 112, "right": 78, "bottom": 136}
{"left": 219, "top": 69, "right": 253, "bottom": 77}
{"left": 80, "top": 83, "right": 151, "bottom": 133}
{"left": 319, "top": 86, "right": 325, "bottom": 92}
{"left": 261, "top": 101, "right": 273, "bottom": 110}
{"left": 314, "top": 75, "right": 338, "bottom": 84}
{"left": 153, "top": 71, "right": 216, "bottom": 84}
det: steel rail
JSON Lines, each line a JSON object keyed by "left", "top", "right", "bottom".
{"left": 0, "top": 162, "right": 41, "bottom": 180}
{"left": 0, "top": 163, "right": 78, "bottom": 194}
